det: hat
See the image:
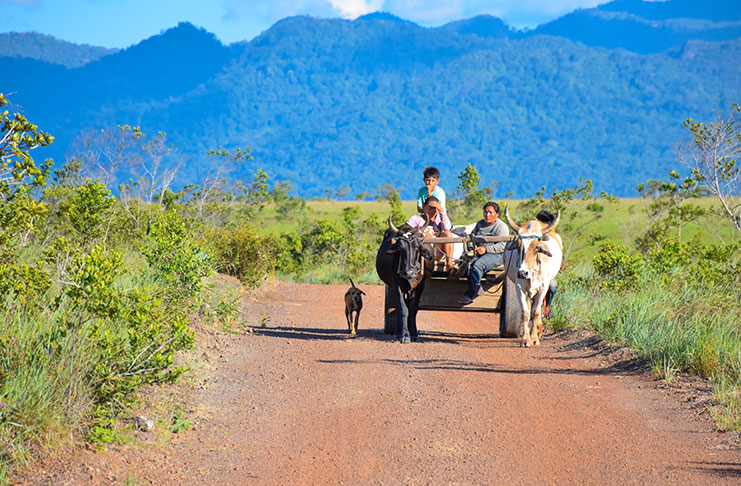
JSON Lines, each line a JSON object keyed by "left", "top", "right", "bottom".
{"left": 536, "top": 210, "right": 556, "bottom": 224}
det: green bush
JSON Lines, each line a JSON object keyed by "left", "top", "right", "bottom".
{"left": 592, "top": 240, "right": 644, "bottom": 291}
{"left": 206, "top": 225, "right": 274, "bottom": 288}
{"left": 140, "top": 212, "right": 213, "bottom": 301}
{"left": 58, "top": 181, "right": 116, "bottom": 244}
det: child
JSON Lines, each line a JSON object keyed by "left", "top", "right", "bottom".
{"left": 416, "top": 166, "right": 447, "bottom": 213}
{"left": 406, "top": 196, "right": 456, "bottom": 273}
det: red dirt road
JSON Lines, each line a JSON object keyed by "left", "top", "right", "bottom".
{"left": 18, "top": 282, "right": 741, "bottom": 485}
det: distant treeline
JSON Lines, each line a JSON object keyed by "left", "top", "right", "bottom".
{"left": 1, "top": 0, "right": 740, "bottom": 199}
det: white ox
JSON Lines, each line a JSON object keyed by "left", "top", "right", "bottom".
{"left": 504, "top": 206, "right": 563, "bottom": 347}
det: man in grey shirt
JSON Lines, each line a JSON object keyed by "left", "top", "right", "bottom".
{"left": 458, "top": 201, "right": 509, "bottom": 305}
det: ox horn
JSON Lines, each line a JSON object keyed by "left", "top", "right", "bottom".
{"left": 388, "top": 215, "right": 401, "bottom": 234}
{"left": 541, "top": 210, "right": 561, "bottom": 234}
{"left": 504, "top": 205, "right": 520, "bottom": 233}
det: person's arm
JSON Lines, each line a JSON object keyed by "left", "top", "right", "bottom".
{"left": 439, "top": 210, "right": 452, "bottom": 232}
{"left": 472, "top": 221, "right": 488, "bottom": 256}
{"left": 435, "top": 187, "right": 447, "bottom": 212}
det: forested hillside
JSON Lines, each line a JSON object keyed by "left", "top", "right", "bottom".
{"left": 2, "top": 0, "right": 740, "bottom": 198}
{"left": 0, "top": 32, "right": 116, "bottom": 67}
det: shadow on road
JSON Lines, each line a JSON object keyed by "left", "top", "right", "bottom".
{"left": 249, "top": 326, "right": 361, "bottom": 341}
{"left": 316, "top": 356, "right": 646, "bottom": 377}
{"left": 682, "top": 461, "right": 741, "bottom": 479}
{"left": 249, "top": 326, "right": 506, "bottom": 345}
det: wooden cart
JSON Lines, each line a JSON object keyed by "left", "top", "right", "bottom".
{"left": 383, "top": 235, "right": 523, "bottom": 338}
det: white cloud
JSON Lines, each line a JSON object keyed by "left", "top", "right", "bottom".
{"left": 327, "top": 0, "right": 384, "bottom": 19}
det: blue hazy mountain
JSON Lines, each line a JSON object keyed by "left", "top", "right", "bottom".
{"left": 1, "top": 1, "right": 740, "bottom": 198}
{"left": 0, "top": 32, "right": 117, "bottom": 67}
{"left": 597, "top": 0, "right": 741, "bottom": 22}
{"left": 530, "top": 8, "right": 741, "bottom": 53}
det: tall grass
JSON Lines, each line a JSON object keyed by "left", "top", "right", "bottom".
{"left": 553, "top": 263, "right": 741, "bottom": 430}
{"left": 1, "top": 293, "right": 95, "bottom": 465}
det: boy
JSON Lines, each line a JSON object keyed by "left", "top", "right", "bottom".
{"left": 416, "top": 166, "right": 447, "bottom": 213}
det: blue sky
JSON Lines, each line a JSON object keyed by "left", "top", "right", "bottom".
{"left": 0, "top": 0, "right": 613, "bottom": 48}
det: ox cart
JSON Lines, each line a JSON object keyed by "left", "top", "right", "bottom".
{"left": 383, "top": 234, "right": 524, "bottom": 338}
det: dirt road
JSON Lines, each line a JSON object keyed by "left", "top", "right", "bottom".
{"left": 19, "top": 282, "right": 741, "bottom": 485}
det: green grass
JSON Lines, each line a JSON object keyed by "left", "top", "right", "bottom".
{"left": 253, "top": 197, "right": 740, "bottom": 266}
{"left": 0, "top": 296, "right": 93, "bottom": 467}
{"left": 553, "top": 263, "right": 741, "bottom": 431}
{"left": 253, "top": 200, "right": 419, "bottom": 235}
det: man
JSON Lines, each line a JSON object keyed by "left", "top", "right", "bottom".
{"left": 458, "top": 201, "right": 509, "bottom": 305}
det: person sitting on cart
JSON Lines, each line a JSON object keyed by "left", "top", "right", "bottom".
{"left": 405, "top": 196, "right": 456, "bottom": 273}
{"left": 416, "top": 166, "right": 448, "bottom": 213}
{"left": 458, "top": 201, "right": 509, "bottom": 305}
{"left": 536, "top": 209, "right": 564, "bottom": 319}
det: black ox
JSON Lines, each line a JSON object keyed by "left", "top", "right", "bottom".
{"left": 375, "top": 216, "right": 434, "bottom": 343}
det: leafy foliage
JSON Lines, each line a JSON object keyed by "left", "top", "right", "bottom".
{"left": 207, "top": 225, "right": 273, "bottom": 288}
{"left": 0, "top": 93, "right": 54, "bottom": 202}
{"left": 0, "top": 93, "right": 275, "bottom": 467}
{"left": 449, "top": 163, "right": 496, "bottom": 220}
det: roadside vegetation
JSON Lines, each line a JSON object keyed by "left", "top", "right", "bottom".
{"left": 1, "top": 91, "right": 740, "bottom": 480}
{"left": 549, "top": 104, "right": 741, "bottom": 432}
{"left": 0, "top": 95, "right": 275, "bottom": 474}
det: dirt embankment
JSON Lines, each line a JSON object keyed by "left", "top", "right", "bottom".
{"left": 15, "top": 282, "right": 741, "bottom": 485}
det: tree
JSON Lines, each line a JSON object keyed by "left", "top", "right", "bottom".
{"left": 0, "top": 93, "right": 53, "bottom": 253}
{"left": 375, "top": 184, "right": 405, "bottom": 224}
{"left": 139, "top": 132, "right": 182, "bottom": 205}
{"left": 73, "top": 125, "right": 144, "bottom": 188}
{"left": 451, "top": 163, "right": 496, "bottom": 220}
{"left": 635, "top": 171, "right": 708, "bottom": 252}
{"left": 0, "top": 93, "right": 54, "bottom": 202}
{"left": 676, "top": 103, "right": 741, "bottom": 232}
{"left": 194, "top": 146, "right": 252, "bottom": 219}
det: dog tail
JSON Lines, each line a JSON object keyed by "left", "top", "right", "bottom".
{"left": 349, "top": 277, "right": 356, "bottom": 288}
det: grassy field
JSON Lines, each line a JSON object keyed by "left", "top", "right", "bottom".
{"left": 253, "top": 197, "right": 740, "bottom": 265}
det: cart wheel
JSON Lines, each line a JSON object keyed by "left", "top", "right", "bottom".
{"left": 500, "top": 252, "right": 523, "bottom": 338}
{"left": 383, "top": 285, "right": 396, "bottom": 335}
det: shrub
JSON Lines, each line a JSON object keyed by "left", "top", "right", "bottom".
{"left": 592, "top": 240, "right": 644, "bottom": 291}
{"left": 58, "top": 181, "right": 116, "bottom": 244}
{"left": 206, "top": 225, "right": 274, "bottom": 288}
{"left": 140, "top": 212, "right": 213, "bottom": 301}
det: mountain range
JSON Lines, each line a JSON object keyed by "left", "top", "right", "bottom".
{"left": 2, "top": 0, "right": 740, "bottom": 198}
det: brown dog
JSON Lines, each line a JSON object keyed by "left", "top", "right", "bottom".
{"left": 344, "top": 278, "right": 366, "bottom": 335}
